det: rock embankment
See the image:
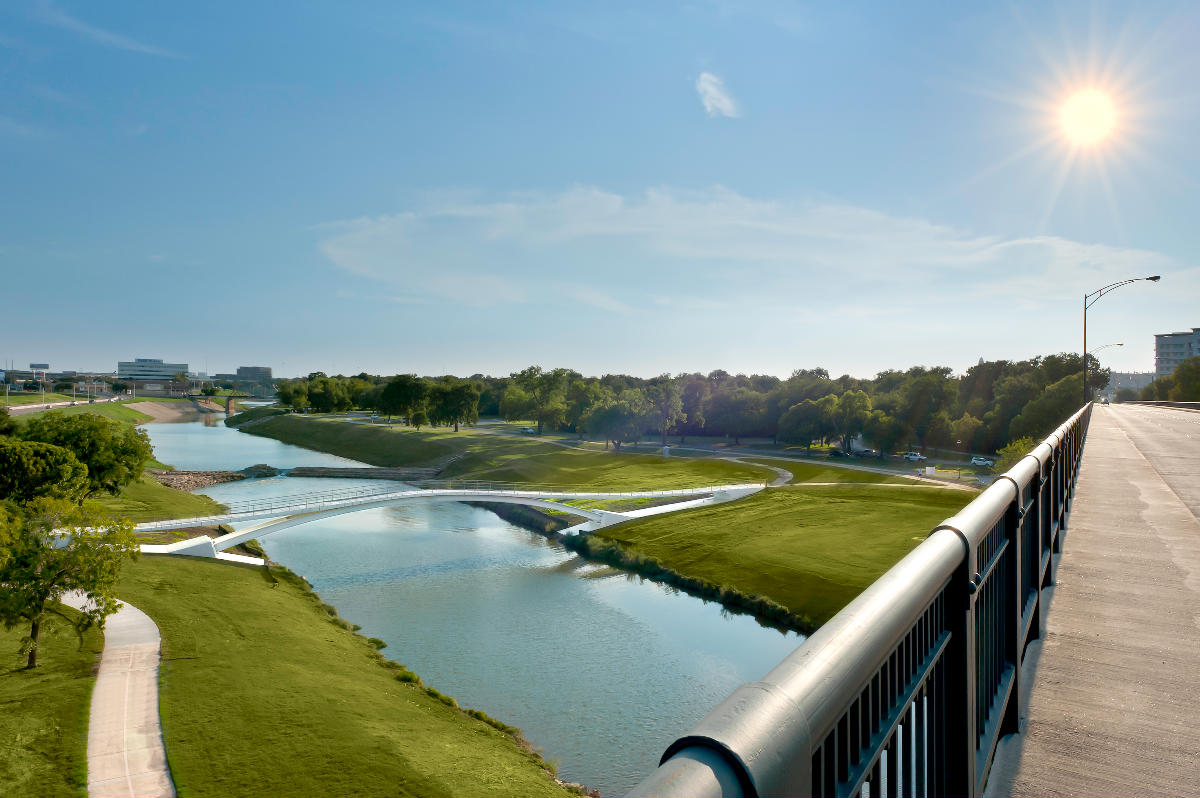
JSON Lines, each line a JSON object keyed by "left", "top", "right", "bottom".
{"left": 149, "top": 470, "right": 247, "bottom": 491}
{"left": 286, "top": 466, "right": 439, "bottom": 481}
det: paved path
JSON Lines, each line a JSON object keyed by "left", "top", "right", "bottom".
{"left": 61, "top": 593, "right": 175, "bottom": 798}
{"left": 987, "top": 404, "right": 1200, "bottom": 797}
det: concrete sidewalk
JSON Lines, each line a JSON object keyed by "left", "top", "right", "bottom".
{"left": 987, "top": 405, "right": 1200, "bottom": 796}
{"left": 61, "top": 594, "right": 175, "bottom": 798}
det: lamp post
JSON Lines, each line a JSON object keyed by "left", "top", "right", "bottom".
{"left": 1083, "top": 276, "right": 1160, "bottom": 404}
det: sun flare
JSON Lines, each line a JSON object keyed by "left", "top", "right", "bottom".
{"left": 1059, "top": 89, "right": 1117, "bottom": 147}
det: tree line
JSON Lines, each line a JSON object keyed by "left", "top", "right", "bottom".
{"left": 1, "top": 410, "right": 147, "bottom": 668}
{"left": 272, "top": 353, "right": 1109, "bottom": 455}
{"left": 1117, "top": 356, "right": 1200, "bottom": 403}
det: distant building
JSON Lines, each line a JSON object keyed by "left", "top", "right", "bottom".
{"left": 214, "top": 373, "right": 238, "bottom": 382}
{"left": 236, "top": 366, "right": 272, "bottom": 383}
{"left": 1106, "top": 371, "right": 1155, "bottom": 398}
{"left": 118, "top": 358, "right": 189, "bottom": 386}
{"left": 1154, "top": 328, "right": 1200, "bottom": 378}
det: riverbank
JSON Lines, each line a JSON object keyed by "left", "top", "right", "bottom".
{"left": 117, "top": 556, "right": 582, "bottom": 797}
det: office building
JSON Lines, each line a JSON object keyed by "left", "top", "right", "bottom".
{"left": 1154, "top": 328, "right": 1200, "bottom": 378}
{"left": 236, "top": 366, "right": 273, "bottom": 383}
{"left": 118, "top": 358, "right": 189, "bottom": 382}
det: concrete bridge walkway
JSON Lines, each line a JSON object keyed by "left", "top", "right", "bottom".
{"left": 988, "top": 404, "right": 1200, "bottom": 796}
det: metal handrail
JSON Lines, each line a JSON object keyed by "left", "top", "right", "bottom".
{"left": 630, "top": 404, "right": 1092, "bottom": 798}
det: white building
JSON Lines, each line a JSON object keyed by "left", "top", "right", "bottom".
{"left": 117, "top": 358, "right": 189, "bottom": 382}
{"left": 1154, "top": 328, "right": 1200, "bottom": 378}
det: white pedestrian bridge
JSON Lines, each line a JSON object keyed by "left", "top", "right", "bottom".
{"left": 137, "top": 479, "right": 766, "bottom": 564}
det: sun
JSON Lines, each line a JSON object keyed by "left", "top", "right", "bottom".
{"left": 1059, "top": 89, "right": 1117, "bottom": 147}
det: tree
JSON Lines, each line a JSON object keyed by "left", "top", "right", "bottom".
{"left": 647, "top": 377, "right": 686, "bottom": 445}
{"left": 992, "top": 437, "right": 1036, "bottom": 475}
{"left": 380, "top": 375, "right": 428, "bottom": 423}
{"left": 0, "top": 499, "right": 138, "bottom": 668}
{"left": 1169, "top": 356, "right": 1200, "bottom": 401}
{"left": 428, "top": 381, "right": 480, "bottom": 431}
{"left": 510, "top": 366, "right": 569, "bottom": 434}
{"left": 834, "top": 390, "right": 872, "bottom": 451}
{"left": 951, "top": 413, "right": 984, "bottom": 452}
{"left": 863, "top": 410, "right": 910, "bottom": 457}
{"left": 201, "top": 384, "right": 218, "bottom": 397}
{"left": 0, "top": 407, "right": 16, "bottom": 437}
{"left": 705, "top": 387, "right": 766, "bottom": 445}
{"left": 410, "top": 408, "right": 428, "bottom": 430}
{"left": 19, "top": 412, "right": 152, "bottom": 499}
{"left": 1008, "top": 373, "right": 1083, "bottom": 442}
{"left": 678, "top": 377, "right": 709, "bottom": 442}
{"left": 1115, "top": 387, "right": 1138, "bottom": 403}
{"left": 499, "top": 384, "right": 534, "bottom": 422}
{"left": 777, "top": 399, "right": 823, "bottom": 451}
{"left": 0, "top": 440, "right": 88, "bottom": 504}
{"left": 565, "top": 380, "right": 605, "bottom": 435}
{"left": 581, "top": 389, "right": 655, "bottom": 450}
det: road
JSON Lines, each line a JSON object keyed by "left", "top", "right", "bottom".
{"left": 987, "top": 403, "right": 1200, "bottom": 796}
{"left": 5, "top": 396, "right": 123, "bottom": 415}
{"left": 1105, "top": 402, "right": 1200, "bottom": 520}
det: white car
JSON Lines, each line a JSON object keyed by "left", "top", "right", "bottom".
{"left": 519, "top": 427, "right": 536, "bottom": 434}
{"left": 903, "top": 451, "right": 927, "bottom": 462}
{"left": 970, "top": 456, "right": 995, "bottom": 467}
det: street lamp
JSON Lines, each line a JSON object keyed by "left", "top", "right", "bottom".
{"left": 1083, "top": 276, "right": 1160, "bottom": 404}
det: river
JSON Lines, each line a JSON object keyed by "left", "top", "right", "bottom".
{"left": 144, "top": 419, "right": 803, "bottom": 796}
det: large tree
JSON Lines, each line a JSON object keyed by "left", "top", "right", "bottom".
{"left": 0, "top": 499, "right": 138, "bottom": 668}
{"left": 510, "top": 366, "right": 569, "bottom": 434}
{"left": 705, "top": 386, "right": 766, "bottom": 445}
{"left": 581, "top": 389, "right": 655, "bottom": 450}
{"left": 428, "top": 381, "right": 481, "bottom": 432}
{"left": 0, "top": 440, "right": 88, "bottom": 504}
{"left": 647, "top": 377, "right": 686, "bottom": 445}
{"left": 19, "top": 412, "right": 152, "bottom": 499}
{"left": 834, "top": 390, "right": 872, "bottom": 451}
{"left": 777, "top": 399, "right": 823, "bottom": 451}
{"left": 380, "top": 374, "right": 428, "bottom": 423}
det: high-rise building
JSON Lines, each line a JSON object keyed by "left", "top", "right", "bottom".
{"left": 117, "top": 358, "right": 189, "bottom": 381}
{"left": 1154, "top": 328, "right": 1200, "bottom": 378}
{"left": 236, "top": 366, "right": 273, "bottom": 383}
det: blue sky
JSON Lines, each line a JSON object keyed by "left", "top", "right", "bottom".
{"left": 2, "top": 1, "right": 1197, "bottom": 378}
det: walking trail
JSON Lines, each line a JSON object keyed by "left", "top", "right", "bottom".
{"left": 61, "top": 593, "right": 175, "bottom": 798}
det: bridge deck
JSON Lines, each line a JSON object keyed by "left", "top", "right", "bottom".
{"left": 988, "top": 405, "right": 1200, "bottom": 797}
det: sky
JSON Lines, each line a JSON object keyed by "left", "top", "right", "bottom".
{"left": 2, "top": 0, "right": 1198, "bottom": 379}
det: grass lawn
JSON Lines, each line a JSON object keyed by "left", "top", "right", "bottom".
{"left": 742, "top": 457, "right": 916, "bottom": 484}
{"left": 0, "top": 607, "right": 103, "bottom": 798}
{"left": 94, "top": 475, "right": 226, "bottom": 523}
{"left": 13, "top": 402, "right": 155, "bottom": 425}
{"left": 3, "top": 392, "right": 76, "bottom": 406}
{"left": 596, "top": 484, "right": 972, "bottom": 625}
{"left": 245, "top": 415, "right": 770, "bottom": 489}
{"left": 118, "top": 557, "right": 573, "bottom": 798}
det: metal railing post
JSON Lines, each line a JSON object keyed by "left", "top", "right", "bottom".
{"left": 942, "top": 536, "right": 978, "bottom": 798}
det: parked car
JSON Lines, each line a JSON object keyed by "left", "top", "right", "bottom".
{"left": 854, "top": 449, "right": 877, "bottom": 458}
{"left": 903, "top": 451, "right": 927, "bottom": 462}
{"left": 829, "top": 449, "right": 852, "bottom": 458}
{"left": 519, "top": 426, "right": 536, "bottom": 434}
{"left": 970, "top": 456, "right": 995, "bottom": 467}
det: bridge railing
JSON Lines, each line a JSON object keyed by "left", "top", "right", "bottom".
{"left": 629, "top": 404, "right": 1092, "bottom": 798}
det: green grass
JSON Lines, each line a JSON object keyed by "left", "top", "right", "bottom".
{"left": 3, "top": 392, "right": 77, "bottom": 406}
{"left": 245, "top": 415, "right": 769, "bottom": 489}
{"left": 596, "top": 484, "right": 972, "bottom": 625}
{"left": 743, "top": 458, "right": 916, "bottom": 484}
{"left": 0, "top": 606, "right": 103, "bottom": 798}
{"left": 224, "top": 406, "right": 286, "bottom": 427}
{"left": 117, "top": 557, "right": 573, "bottom": 798}
{"left": 14, "top": 402, "right": 154, "bottom": 425}
{"left": 94, "top": 475, "right": 226, "bottom": 523}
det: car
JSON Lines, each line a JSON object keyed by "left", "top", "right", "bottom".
{"left": 903, "top": 451, "right": 927, "bottom": 462}
{"left": 519, "top": 426, "right": 536, "bottom": 434}
{"left": 854, "top": 449, "right": 877, "bottom": 458}
{"left": 829, "top": 449, "right": 852, "bottom": 458}
{"left": 970, "top": 456, "right": 995, "bottom": 467}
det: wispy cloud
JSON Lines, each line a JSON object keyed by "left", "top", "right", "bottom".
{"left": 32, "top": 0, "right": 181, "bottom": 58}
{"left": 0, "top": 115, "right": 44, "bottom": 137}
{"left": 695, "top": 72, "right": 740, "bottom": 118}
{"left": 316, "top": 185, "right": 1185, "bottom": 322}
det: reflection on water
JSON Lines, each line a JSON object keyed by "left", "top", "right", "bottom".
{"left": 149, "top": 421, "right": 804, "bottom": 796}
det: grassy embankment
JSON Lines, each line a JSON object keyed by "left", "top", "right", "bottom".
{"left": 0, "top": 608, "right": 104, "bottom": 798}
{"left": 584, "top": 482, "right": 971, "bottom": 627}
{"left": 3, "top": 392, "right": 77, "bottom": 406}
{"left": 119, "top": 556, "right": 575, "bottom": 797}
{"left": 237, "top": 414, "right": 768, "bottom": 489}
{"left": 236, "top": 414, "right": 971, "bottom": 627}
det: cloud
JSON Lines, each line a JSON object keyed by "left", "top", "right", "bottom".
{"left": 695, "top": 72, "right": 740, "bottom": 118}
{"left": 316, "top": 185, "right": 1185, "bottom": 324}
{"left": 0, "top": 115, "right": 44, "bottom": 137}
{"left": 32, "top": 0, "right": 181, "bottom": 58}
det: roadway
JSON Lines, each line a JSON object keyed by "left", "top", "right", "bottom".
{"left": 987, "top": 404, "right": 1200, "bottom": 796}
